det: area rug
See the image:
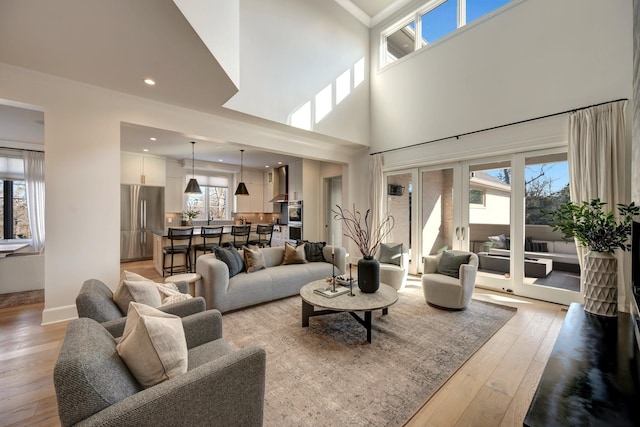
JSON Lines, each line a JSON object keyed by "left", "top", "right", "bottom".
{"left": 222, "top": 286, "right": 516, "bottom": 427}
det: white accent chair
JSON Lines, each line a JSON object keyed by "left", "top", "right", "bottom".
{"left": 377, "top": 243, "right": 409, "bottom": 290}
{"left": 421, "top": 250, "right": 478, "bottom": 310}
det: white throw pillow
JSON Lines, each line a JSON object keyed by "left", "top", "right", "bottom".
{"left": 121, "top": 270, "right": 154, "bottom": 283}
{"left": 155, "top": 282, "right": 193, "bottom": 305}
{"left": 116, "top": 302, "right": 188, "bottom": 388}
{"left": 113, "top": 280, "right": 162, "bottom": 313}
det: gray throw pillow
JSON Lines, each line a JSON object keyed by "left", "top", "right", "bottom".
{"left": 214, "top": 247, "right": 244, "bottom": 277}
{"left": 379, "top": 243, "right": 403, "bottom": 266}
{"left": 437, "top": 251, "right": 471, "bottom": 279}
{"left": 298, "top": 240, "right": 326, "bottom": 262}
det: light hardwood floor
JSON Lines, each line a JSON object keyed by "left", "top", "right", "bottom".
{"left": 0, "top": 262, "right": 566, "bottom": 427}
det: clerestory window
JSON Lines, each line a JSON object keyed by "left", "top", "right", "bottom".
{"left": 382, "top": 0, "right": 512, "bottom": 67}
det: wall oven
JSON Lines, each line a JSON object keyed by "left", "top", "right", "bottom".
{"left": 287, "top": 200, "right": 302, "bottom": 223}
{"left": 287, "top": 201, "right": 303, "bottom": 241}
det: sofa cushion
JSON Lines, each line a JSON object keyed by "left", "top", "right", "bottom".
{"left": 488, "top": 234, "right": 508, "bottom": 249}
{"left": 438, "top": 251, "right": 471, "bottom": 279}
{"left": 113, "top": 280, "right": 162, "bottom": 313}
{"left": 243, "top": 246, "right": 267, "bottom": 273}
{"left": 379, "top": 243, "right": 403, "bottom": 266}
{"left": 298, "top": 240, "right": 326, "bottom": 262}
{"left": 116, "top": 303, "right": 188, "bottom": 389}
{"left": 121, "top": 270, "right": 154, "bottom": 283}
{"left": 215, "top": 246, "right": 245, "bottom": 277}
{"left": 283, "top": 241, "right": 307, "bottom": 265}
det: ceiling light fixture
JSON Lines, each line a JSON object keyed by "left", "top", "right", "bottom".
{"left": 150, "top": 137, "right": 157, "bottom": 141}
{"left": 234, "top": 149, "right": 249, "bottom": 196}
{"left": 144, "top": 78, "right": 156, "bottom": 86}
{"left": 184, "top": 141, "right": 202, "bottom": 194}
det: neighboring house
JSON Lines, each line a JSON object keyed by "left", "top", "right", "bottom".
{"left": 0, "top": 0, "right": 636, "bottom": 323}
{"left": 469, "top": 172, "right": 511, "bottom": 226}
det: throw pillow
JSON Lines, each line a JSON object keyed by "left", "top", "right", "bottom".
{"left": 378, "top": 243, "right": 403, "bottom": 266}
{"left": 524, "top": 236, "right": 534, "bottom": 252}
{"left": 298, "top": 240, "right": 326, "bottom": 262}
{"left": 155, "top": 282, "right": 193, "bottom": 305}
{"left": 283, "top": 241, "right": 307, "bottom": 265}
{"left": 488, "top": 234, "right": 507, "bottom": 249}
{"left": 214, "top": 247, "right": 245, "bottom": 277}
{"left": 243, "top": 245, "right": 267, "bottom": 273}
{"left": 121, "top": 270, "right": 154, "bottom": 283}
{"left": 437, "top": 251, "right": 471, "bottom": 279}
{"left": 113, "top": 280, "right": 162, "bottom": 314}
{"left": 116, "top": 302, "right": 188, "bottom": 389}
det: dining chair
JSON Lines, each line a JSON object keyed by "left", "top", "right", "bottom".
{"left": 193, "top": 226, "right": 223, "bottom": 264}
{"left": 229, "top": 225, "right": 251, "bottom": 249}
{"left": 162, "top": 227, "right": 194, "bottom": 276}
{"left": 249, "top": 224, "right": 274, "bottom": 247}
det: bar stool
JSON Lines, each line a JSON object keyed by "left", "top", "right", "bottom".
{"left": 193, "top": 226, "right": 223, "bottom": 265}
{"left": 249, "top": 224, "right": 274, "bottom": 247}
{"left": 162, "top": 227, "right": 194, "bottom": 277}
{"left": 228, "top": 225, "right": 251, "bottom": 249}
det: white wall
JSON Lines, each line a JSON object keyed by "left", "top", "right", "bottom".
{"left": 0, "top": 63, "right": 359, "bottom": 324}
{"left": 370, "top": 0, "right": 633, "bottom": 155}
{"left": 224, "top": 0, "right": 371, "bottom": 145}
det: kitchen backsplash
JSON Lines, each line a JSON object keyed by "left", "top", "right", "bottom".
{"left": 164, "top": 212, "right": 283, "bottom": 228}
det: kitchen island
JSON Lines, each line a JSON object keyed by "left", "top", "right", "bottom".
{"left": 150, "top": 225, "right": 287, "bottom": 275}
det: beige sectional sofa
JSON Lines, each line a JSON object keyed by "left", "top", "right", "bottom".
{"left": 489, "top": 239, "right": 579, "bottom": 267}
{"left": 196, "top": 245, "right": 346, "bottom": 312}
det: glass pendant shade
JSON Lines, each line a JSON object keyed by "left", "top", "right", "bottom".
{"left": 234, "top": 149, "right": 250, "bottom": 196}
{"left": 184, "top": 141, "right": 202, "bottom": 194}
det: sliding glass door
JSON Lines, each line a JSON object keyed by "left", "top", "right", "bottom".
{"left": 385, "top": 170, "right": 418, "bottom": 274}
{"left": 466, "top": 158, "right": 514, "bottom": 291}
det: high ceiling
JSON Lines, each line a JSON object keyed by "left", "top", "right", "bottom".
{"left": 0, "top": 0, "right": 406, "bottom": 166}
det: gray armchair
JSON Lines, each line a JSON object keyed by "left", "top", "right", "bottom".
{"left": 54, "top": 310, "right": 266, "bottom": 427}
{"left": 421, "top": 250, "right": 478, "bottom": 310}
{"left": 76, "top": 278, "right": 206, "bottom": 337}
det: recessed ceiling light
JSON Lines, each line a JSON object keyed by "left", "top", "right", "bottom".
{"left": 218, "top": 159, "right": 223, "bottom": 162}
{"left": 278, "top": 161, "right": 283, "bottom": 165}
{"left": 150, "top": 137, "right": 157, "bottom": 141}
{"left": 265, "top": 165, "right": 269, "bottom": 168}
{"left": 144, "top": 78, "right": 156, "bottom": 86}
{"left": 143, "top": 149, "right": 149, "bottom": 152}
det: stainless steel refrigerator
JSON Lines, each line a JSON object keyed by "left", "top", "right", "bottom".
{"left": 120, "top": 184, "right": 164, "bottom": 261}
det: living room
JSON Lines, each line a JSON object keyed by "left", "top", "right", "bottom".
{"left": 0, "top": 0, "right": 638, "bottom": 425}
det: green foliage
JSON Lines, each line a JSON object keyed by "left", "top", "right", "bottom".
{"left": 545, "top": 198, "right": 639, "bottom": 253}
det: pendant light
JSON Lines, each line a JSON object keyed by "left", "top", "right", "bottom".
{"left": 184, "top": 141, "right": 202, "bottom": 194}
{"left": 235, "top": 149, "right": 249, "bottom": 196}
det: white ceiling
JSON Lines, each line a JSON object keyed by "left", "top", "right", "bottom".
{"left": 0, "top": 0, "right": 407, "bottom": 167}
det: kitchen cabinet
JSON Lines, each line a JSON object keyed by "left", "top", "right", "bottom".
{"left": 121, "top": 152, "right": 166, "bottom": 186}
{"left": 236, "top": 171, "right": 264, "bottom": 213}
{"left": 165, "top": 160, "right": 183, "bottom": 213}
{"left": 263, "top": 170, "right": 279, "bottom": 213}
{"left": 288, "top": 160, "right": 302, "bottom": 200}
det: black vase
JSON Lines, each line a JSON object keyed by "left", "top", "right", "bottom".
{"left": 358, "top": 256, "right": 380, "bottom": 293}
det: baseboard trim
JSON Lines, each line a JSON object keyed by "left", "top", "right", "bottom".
{"left": 42, "top": 304, "right": 77, "bottom": 325}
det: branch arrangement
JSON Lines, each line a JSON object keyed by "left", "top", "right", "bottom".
{"left": 332, "top": 205, "right": 395, "bottom": 258}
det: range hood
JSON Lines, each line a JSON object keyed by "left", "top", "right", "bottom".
{"left": 269, "top": 166, "right": 288, "bottom": 203}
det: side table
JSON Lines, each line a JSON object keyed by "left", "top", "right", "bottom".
{"left": 165, "top": 273, "right": 201, "bottom": 297}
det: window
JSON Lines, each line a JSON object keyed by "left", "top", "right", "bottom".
{"left": 0, "top": 154, "right": 30, "bottom": 240}
{"left": 469, "top": 188, "right": 485, "bottom": 206}
{"left": 185, "top": 174, "right": 231, "bottom": 221}
{"left": 382, "top": 0, "right": 512, "bottom": 67}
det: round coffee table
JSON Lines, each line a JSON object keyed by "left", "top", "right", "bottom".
{"left": 300, "top": 280, "right": 398, "bottom": 343}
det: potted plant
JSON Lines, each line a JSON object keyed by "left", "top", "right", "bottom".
{"left": 546, "top": 198, "right": 638, "bottom": 316}
{"left": 182, "top": 208, "right": 200, "bottom": 226}
{"left": 332, "top": 205, "right": 394, "bottom": 293}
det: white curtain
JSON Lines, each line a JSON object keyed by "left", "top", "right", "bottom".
{"left": 368, "top": 153, "right": 384, "bottom": 233}
{"left": 23, "top": 151, "right": 45, "bottom": 252}
{"left": 568, "top": 100, "right": 627, "bottom": 305}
